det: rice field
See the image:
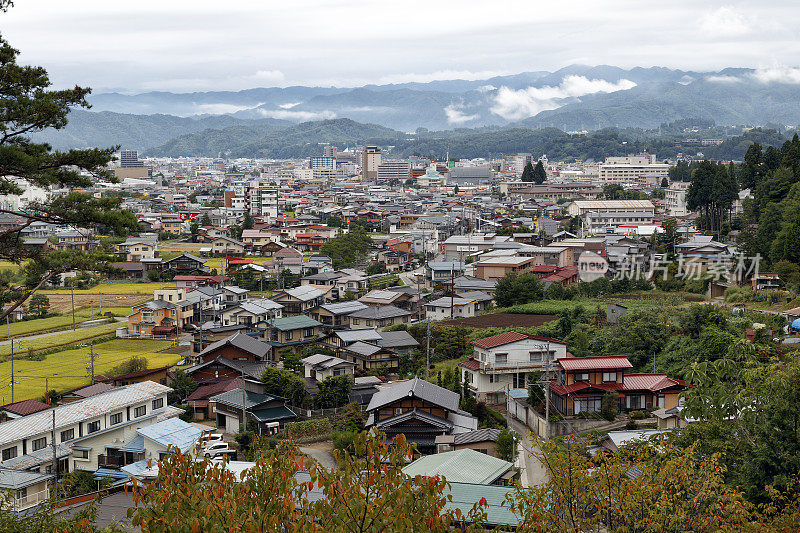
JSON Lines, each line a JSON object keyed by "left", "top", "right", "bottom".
{"left": 0, "top": 315, "right": 91, "bottom": 339}
{"left": 0, "top": 338, "right": 177, "bottom": 402}
{"left": 39, "top": 282, "right": 169, "bottom": 296}
{"left": 0, "top": 322, "right": 121, "bottom": 359}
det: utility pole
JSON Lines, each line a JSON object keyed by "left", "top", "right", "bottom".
{"left": 70, "top": 282, "right": 76, "bottom": 330}
{"left": 99, "top": 290, "right": 102, "bottom": 316}
{"left": 52, "top": 410, "right": 58, "bottom": 508}
{"left": 240, "top": 367, "right": 247, "bottom": 431}
{"left": 450, "top": 263, "right": 455, "bottom": 319}
{"left": 86, "top": 345, "right": 96, "bottom": 384}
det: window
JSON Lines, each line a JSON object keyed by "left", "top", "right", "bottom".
{"left": 574, "top": 397, "right": 602, "bottom": 414}
{"left": 87, "top": 420, "right": 101, "bottom": 433}
{"left": 529, "top": 351, "right": 542, "bottom": 362}
{"left": 32, "top": 437, "right": 47, "bottom": 452}
{"left": 74, "top": 449, "right": 89, "bottom": 459}
{"left": 303, "top": 327, "right": 314, "bottom": 338}
{"left": 60, "top": 429, "right": 74, "bottom": 443}
{"left": 110, "top": 413, "right": 122, "bottom": 425}
{"left": 285, "top": 331, "right": 293, "bottom": 341}
{"left": 576, "top": 372, "right": 589, "bottom": 382}
{"left": 152, "top": 398, "right": 164, "bottom": 410}
{"left": 2, "top": 447, "right": 17, "bottom": 461}
{"left": 134, "top": 406, "right": 146, "bottom": 418}
{"left": 602, "top": 372, "right": 617, "bottom": 383}
{"left": 495, "top": 353, "right": 508, "bottom": 365}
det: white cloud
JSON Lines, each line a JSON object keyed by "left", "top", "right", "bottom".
{"left": 444, "top": 103, "right": 478, "bottom": 124}
{"left": 706, "top": 75, "right": 742, "bottom": 83}
{"left": 699, "top": 6, "right": 752, "bottom": 38}
{"left": 476, "top": 85, "right": 496, "bottom": 93}
{"left": 490, "top": 75, "right": 636, "bottom": 120}
{"left": 278, "top": 102, "right": 301, "bottom": 109}
{"left": 256, "top": 108, "right": 336, "bottom": 121}
{"left": 751, "top": 65, "right": 800, "bottom": 84}
{"left": 194, "top": 102, "right": 264, "bottom": 114}
{"left": 377, "top": 69, "right": 510, "bottom": 85}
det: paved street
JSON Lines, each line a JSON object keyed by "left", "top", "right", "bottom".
{"left": 506, "top": 415, "right": 548, "bottom": 487}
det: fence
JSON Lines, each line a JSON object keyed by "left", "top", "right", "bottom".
{"left": 507, "top": 394, "right": 616, "bottom": 439}
{"left": 287, "top": 403, "right": 366, "bottom": 420}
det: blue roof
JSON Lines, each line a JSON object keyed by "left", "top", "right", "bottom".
{"left": 792, "top": 318, "right": 800, "bottom": 330}
{"left": 119, "top": 434, "right": 145, "bottom": 453}
{"left": 94, "top": 468, "right": 130, "bottom": 481}
{"left": 121, "top": 459, "right": 155, "bottom": 479}
{"left": 138, "top": 418, "right": 203, "bottom": 454}
{"left": 507, "top": 388, "right": 528, "bottom": 400}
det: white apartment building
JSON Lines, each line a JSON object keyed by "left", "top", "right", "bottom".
{"left": 0, "top": 382, "right": 174, "bottom": 477}
{"left": 567, "top": 200, "right": 655, "bottom": 218}
{"left": 599, "top": 154, "right": 669, "bottom": 185}
{"left": 664, "top": 181, "right": 691, "bottom": 217}
{"left": 460, "top": 332, "right": 569, "bottom": 403}
{"left": 377, "top": 160, "right": 411, "bottom": 182}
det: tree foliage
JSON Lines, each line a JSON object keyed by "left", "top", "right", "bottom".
{"left": 129, "top": 431, "right": 486, "bottom": 532}
{"left": 0, "top": 34, "right": 140, "bottom": 320}
{"left": 320, "top": 227, "right": 372, "bottom": 269}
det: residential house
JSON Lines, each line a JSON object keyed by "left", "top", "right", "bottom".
{"left": 402, "top": 448, "right": 515, "bottom": 486}
{"left": 185, "top": 357, "right": 268, "bottom": 386}
{"left": 474, "top": 256, "right": 539, "bottom": 281}
{"left": 100, "top": 366, "right": 171, "bottom": 387}
{"left": 272, "top": 286, "right": 325, "bottom": 316}
{"left": 0, "top": 400, "right": 51, "bottom": 420}
{"left": 221, "top": 299, "right": 283, "bottom": 327}
{"left": 348, "top": 305, "right": 412, "bottom": 329}
{"left": 128, "top": 300, "right": 179, "bottom": 337}
{"left": 434, "top": 428, "right": 501, "bottom": 457}
{"left": 116, "top": 240, "right": 157, "bottom": 262}
{"left": 452, "top": 275, "right": 497, "bottom": 296}
{"left": 456, "top": 291, "right": 493, "bottom": 313}
{"left": 209, "top": 388, "right": 296, "bottom": 435}
{"left": 164, "top": 253, "right": 210, "bottom": 275}
{"left": 375, "top": 330, "right": 420, "bottom": 356}
{"left": 267, "top": 315, "right": 323, "bottom": 355}
{"left": 95, "top": 417, "right": 202, "bottom": 480}
{"left": 341, "top": 341, "right": 401, "bottom": 372}
{"left": 358, "top": 289, "right": 413, "bottom": 309}
{"left": 365, "top": 377, "right": 478, "bottom": 455}
{"left": 311, "top": 301, "right": 368, "bottom": 329}
{"left": 186, "top": 378, "right": 243, "bottom": 420}
{"left": 212, "top": 236, "right": 246, "bottom": 255}
{"left": 424, "top": 262, "right": 465, "bottom": 290}
{"left": 196, "top": 332, "right": 271, "bottom": 364}
{"left": 300, "top": 353, "right": 356, "bottom": 381}
{"left": 0, "top": 467, "right": 52, "bottom": 511}
{"left": 58, "top": 383, "right": 115, "bottom": 404}
{"left": 425, "top": 296, "right": 477, "bottom": 321}
{"left": 0, "top": 381, "right": 174, "bottom": 480}
{"left": 548, "top": 356, "right": 685, "bottom": 415}
{"left": 460, "top": 332, "right": 569, "bottom": 404}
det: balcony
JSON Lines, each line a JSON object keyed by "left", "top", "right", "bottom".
{"left": 13, "top": 488, "right": 49, "bottom": 511}
{"left": 480, "top": 359, "right": 552, "bottom": 373}
{"left": 97, "top": 454, "right": 124, "bottom": 469}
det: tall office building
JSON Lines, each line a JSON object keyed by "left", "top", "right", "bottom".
{"left": 361, "top": 146, "right": 382, "bottom": 181}
{"left": 323, "top": 145, "right": 338, "bottom": 158}
{"left": 377, "top": 160, "right": 411, "bottom": 182}
{"left": 119, "top": 150, "right": 144, "bottom": 168}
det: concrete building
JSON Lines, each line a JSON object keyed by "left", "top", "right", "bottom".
{"left": 598, "top": 154, "right": 669, "bottom": 185}
{"left": 664, "top": 181, "right": 691, "bottom": 217}
{"left": 361, "top": 146, "right": 382, "bottom": 181}
{"left": 377, "top": 160, "right": 411, "bottom": 182}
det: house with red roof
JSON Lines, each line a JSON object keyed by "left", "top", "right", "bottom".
{"left": 460, "top": 332, "right": 569, "bottom": 404}
{"left": 548, "top": 355, "right": 686, "bottom": 416}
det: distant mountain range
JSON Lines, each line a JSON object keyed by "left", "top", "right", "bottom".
{"left": 29, "top": 64, "right": 800, "bottom": 156}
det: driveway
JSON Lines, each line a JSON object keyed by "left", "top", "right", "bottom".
{"left": 300, "top": 443, "right": 336, "bottom": 471}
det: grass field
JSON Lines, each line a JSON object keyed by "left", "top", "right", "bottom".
{"left": 0, "top": 315, "right": 92, "bottom": 339}
{"left": 0, "top": 322, "right": 121, "bottom": 359}
{"left": 40, "top": 282, "right": 169, "bottom": 295}
{"left": 0, "top": 338, "right": 177, "bottom": 402}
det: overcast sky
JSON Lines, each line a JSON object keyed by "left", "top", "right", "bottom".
{"left": 3, "top": 1, "right": 800, "bottom": 94}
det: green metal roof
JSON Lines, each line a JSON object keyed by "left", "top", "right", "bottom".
{"left": 402, "top": 448, "right": 513, "bottom": 485}
{"left": 250, "top": 405, "right": 297, "bottom": 423}
{"left": 444, "top": 482, "right": 519, "bottom": 527}
{"left": 270, "top": 315, "right": 322, "bottom": 331}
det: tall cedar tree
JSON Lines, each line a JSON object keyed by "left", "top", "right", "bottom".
{"left": 520, "top": 161, "right": 534, "bottom": 182}
{"left": 532, "top": 160, "right": 547, "bottom": 184}
{"left": 0, "top": 28, "right": 139, "bottom": 320}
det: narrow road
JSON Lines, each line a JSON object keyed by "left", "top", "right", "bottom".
{"left": 300, "top": 444, "right": 336, "bottom": 471}
{"left": 506, "top": 415, "right": 548, "bottom": 487}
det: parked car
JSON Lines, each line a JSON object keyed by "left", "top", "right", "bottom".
{"left": 203, "top": 442, "right": 233, "bottom": 458}
{"left": 199, "top": 433, "right": 224, "bottom": 448}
